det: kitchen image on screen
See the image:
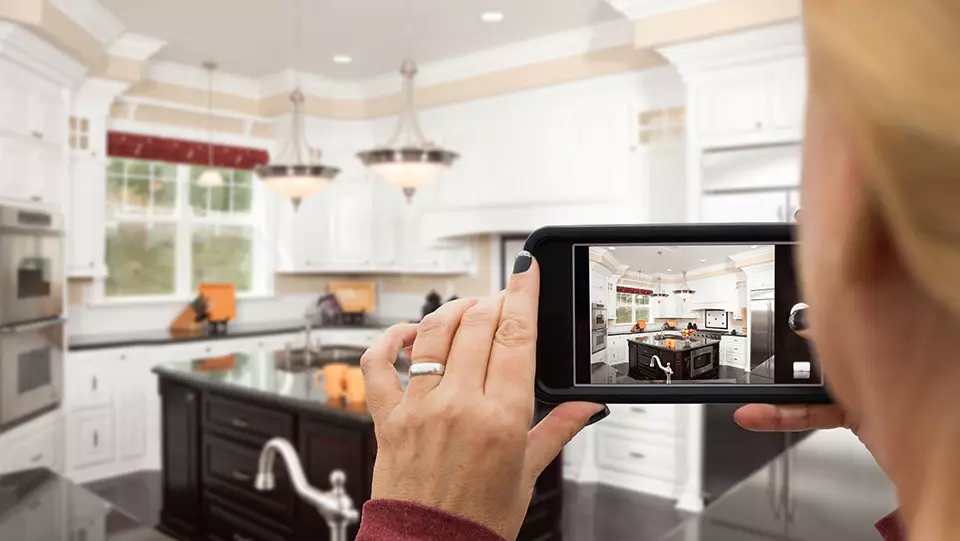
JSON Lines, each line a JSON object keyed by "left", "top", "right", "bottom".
{"left": 583, "top": 244, "right": 821, "bottom": 386}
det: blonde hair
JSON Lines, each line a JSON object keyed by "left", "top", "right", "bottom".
{"left": 806, "top": 0, "right": 960, "bottom": 313}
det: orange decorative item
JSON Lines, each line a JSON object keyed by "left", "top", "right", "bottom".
{"left": 329, "top": 282, "right": 377, "bottom": 313}
{"left": 344, "top": 367, "right": 366, "bottom": 403}
{"left": 316, "top": 363, "right": 349, "bottom": 400}
{"left": 198, "top": 283, "right": 236, "bottom": 323}
{"left": 631, "top": 320, "right": 646, "bottom": 333}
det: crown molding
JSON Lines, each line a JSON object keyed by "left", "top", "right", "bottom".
{"left": 359, "top": 19, "right": 635, "bottom": 98}
{"left": 145, "top": 60, "right": 262, "bottom": 99}
{"left": 106, "top": 32, "right": 166, "bottom": 60}
{"left": 606, "top": 0, "right": 718, "bottom": 20}
{"left": 657, "top": 21, "right": 804, "bottom": 75}
{"left": 0, "top": 22, "right": 88, "bottom": 85}
{"left": 47, "top": 0, "right": 124, "bottom": 46}
{"left": 74, "top": 77, "right": 131, "bottom": 115}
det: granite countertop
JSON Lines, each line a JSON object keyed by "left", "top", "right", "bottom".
{"left": 69, "top": 319, "right": 397, "bottom": 352}
{"left": 630, "top": 336, "right": 721, "bottom": 352}
{"left": 607, "top": 330, "right": 661, "bottom": 336}
{"left": 0, "top": 468, "right": 144, "bottom": 540}
{"left": 152, "top": 344, "right": 411, "bottom": 423}
{"left": 657, "top": 429, "right": 896, "bottom": 541}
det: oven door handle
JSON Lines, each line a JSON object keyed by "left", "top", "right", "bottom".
{"left": 0, "top": 317, "right": 66, "bottom": 334}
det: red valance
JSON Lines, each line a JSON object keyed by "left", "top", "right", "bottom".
{"left": 108, "top": 131, "right": 269, "bottom": 171}
{"left": 617, "top": 286, "right": 653, "bottom": 295}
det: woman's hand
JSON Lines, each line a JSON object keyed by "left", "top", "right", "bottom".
{"left": 360, "top": 253, "right": 606, "bottom": 539}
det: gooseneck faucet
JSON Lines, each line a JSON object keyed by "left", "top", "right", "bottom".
{"left": 649, "top": 354, "right": 673, "bottom": 384}
{"left": 255, "top": 438, "right": 359, "bottom": 541}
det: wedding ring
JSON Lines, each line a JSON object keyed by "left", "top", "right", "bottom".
{"left": 409, "top": 362, "right": 445, "bottom": 378}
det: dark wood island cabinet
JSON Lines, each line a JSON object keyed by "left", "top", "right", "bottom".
{"left": 154, "top": 351, "right": 562, "bottom": 541}
{"left": 628, "top": 336, "right": 721, "bottom": 381}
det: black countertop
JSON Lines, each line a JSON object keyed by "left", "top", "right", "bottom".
{"left": 68, "top": 320, "right": 395, "bottom": 351}
{"left": 658, "top": 429, "right": 897, "bottom": 541}
{"left": 152, "top": 345, "right": 411, "bottom": 424}
{"left": 630, "top": 336, "right": 722, "bottom": 352}
{"left": 0, "top": 468, "right": 143, "bottom": 540}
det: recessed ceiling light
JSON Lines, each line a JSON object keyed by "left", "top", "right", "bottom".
{"left": 481, "top": 11, "right": 504, "bottom": 23}
{"left": 608, "top": 246, "right": 616, "bottom": 251}
{"left": 332, "top": 55, "right": 353, "bottom": 64}
{"left": 667, "top": 268, "right": 672, "bottom": 272}
{"left": 700, "top": 258, "right": 707, "bottom": 263}
{"left": 751, "top": 245, "right": 759, "bottom": 249}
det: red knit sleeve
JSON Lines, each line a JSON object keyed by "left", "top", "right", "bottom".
{"left": 356, "top": 499, "right": 505, "bottom": 541}
{"left": 875, "top": 510, "right": 906, "bottom": 541}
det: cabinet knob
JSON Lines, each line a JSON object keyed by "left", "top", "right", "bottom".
{"left": 205, "top": 347, "right": 211, "bottom": 353}
{"left": 186, "top": 393, "right": 195, "bottom": 403}
{"left": 93, "top": 430, "right": 99, "bottom": 447}
{"left": 31, "top": 131, "right": 43, "bottom": 139}
{"left": 754, "top": 121, "right": 763, "bottom": 129}
{"left": 92, "top": 376, "right": 97, "bottom": 391}
{"left": 119, "top": 354, "right": 126, "bottom": 360}
{"left": 629, "top": 451, "right": 646, "bottom": 460}
{"left": 31, "top": 453, "right": 43, "bottom": 463}
{"left": 30, "top": 196, "right": 41, "bottom": 202}
{"left": 89, "top": 261, "right": 95, "bottom": 268}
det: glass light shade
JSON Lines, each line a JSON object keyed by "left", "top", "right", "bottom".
{"left": 370, "top": 161, "right": 448, "bottom": 189}
{"left": 197, "top": 168, "right": 225, "bottom": 187}
{"left": 261, "top": 175, "right": 330, "bottom": 199}
{"left": 674, "top": 290, "right": 695, "bottom": 301}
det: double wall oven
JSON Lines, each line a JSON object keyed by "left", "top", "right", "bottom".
{"left": 0, "top": 206, "right": 64, "bottom": 430}
{"left": 591, "top": 303, "right": 607, "bottom": 354}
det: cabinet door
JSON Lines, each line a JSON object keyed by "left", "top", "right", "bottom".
{"left": 116, "top": 359, "right": 148, "bottom": 461}
{"left": 68, "top": 408, "right": 115, "bottom": 469}
{"left": 770, "top": 57, "right": 808, "bottom": 132}
{"left": 701, "top": 191, "right": 790, "bottom": 223}
{"left": 0, "top": 68, "right": 30, "bottom": 135}
{"left": 28, "top": 86, "right": 65, "bottom": 145}
{"left": 697, "top": 67, "right": 770, "bottom": 138}
{"left": 159, "top": 380, "right": 200, "bottom": 536}
{"left": 0, "top": 138, "right": 31, "bottom": 201}
{"left": 68, "top": 156, "right": 106, "bottom": 276}
{"left": 0, "top": 417, "right": 61, "bottom": 474}
{"left": 299, "top": 419, "right": 372, "bottom": 541}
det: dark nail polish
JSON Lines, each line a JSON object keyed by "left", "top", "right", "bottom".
{"left": 789, "top": 302, "right": 809, "bottom": 333}
{"left": 585, "top": 405, "right": 610, "bottom": 426}
{"left": 513, "top": 250, "right": 533, "bottom": 274}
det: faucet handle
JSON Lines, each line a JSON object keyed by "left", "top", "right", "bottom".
{"left": 330, "top": 470, "right": 346, "bottom": 495}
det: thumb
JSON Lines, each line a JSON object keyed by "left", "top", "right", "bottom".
{"left": 524, "top": 403, "right": 608, "bottom": 480}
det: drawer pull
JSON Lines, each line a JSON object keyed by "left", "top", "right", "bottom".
{"left": 92, "top": 376, "right": 97, "bottom": 391}
{"left": 629, "top": 451, "right": 646, "bottom": 459}
{"left": 31, "top": 453, "right": 43, "bottom": 463}
{"left": 93, "top": 430, "right": 99, "bottom": 448}
{"left": 231, "top": 470, "right": 252, "bottom": 482}
{"left": 230, "top": 418, "right": 250, "bottom": 429}
{"left": 630, "top": 407, "right": 646, "bottom": 414}
{"left": 233, "top": 534, "right": 253, "bottom": 541}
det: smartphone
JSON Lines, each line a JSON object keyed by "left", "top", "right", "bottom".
{"left": 528, "top": 224, "right": 830, "bottom": 404}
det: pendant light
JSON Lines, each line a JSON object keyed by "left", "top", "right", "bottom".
{"left": 673, "top": 271, "right": 696, "bottom": 302}
{"left": 650, "top": 251, "right": 671, "bottom": 303}
{"left": 357, "top": 1, "right": 458, "bottom": 202}
{"left": 255, "top": 0, "right": 340, "bottom": 211}
{"left": 197, "top": 61, "right": 224, "bottom": 188}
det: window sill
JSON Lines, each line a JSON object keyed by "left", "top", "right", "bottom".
{"left": 85, "top": 291, "right": 276, "bottom": 308}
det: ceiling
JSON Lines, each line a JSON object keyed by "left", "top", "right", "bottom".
{"left": 98, "top": 0, "right": 623, "bottom": 80}
{"left": 593, "top": 245, "right": 767, "bottom": 276}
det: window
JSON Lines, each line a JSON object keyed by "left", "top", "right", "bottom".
{"left": 616, "top": 290, "right": 651, "bottom": 324}
{"left": 103, "top": 158, "right": 268, "bottom": 299}
{"left": 69, "top": 116, "right": 90, "bottom": 151}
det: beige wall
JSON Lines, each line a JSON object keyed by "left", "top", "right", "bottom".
{"left": 37, "top": 0, "right": 105, "bottom": 70}
{"left": 634, "top": 0, "right": 802, "bottom": 49}
{"left": 91, "top": 55, "right": 142, "bottom": 83}
{"left": 67, "top": 277, "right": 92, "bottom": 306}
{"left": 0, "top": 0, "right": 42, "bottom": 25}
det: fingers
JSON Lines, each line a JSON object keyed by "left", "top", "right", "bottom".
{"left": 734, "top": 403, "right": 848, "bottom": 432}
{"left": 524, "top": 402, "right": 606, "bottom": 480}
{"left": 485, "top": 252, "right": 540, "bottom": 412}
{"left": 361, "top": 324, "right": 418, "bottom": 422}
{"left": 406, "top": 298, "right": 479, "bottom": 398}
{"left": 442, "top": 291, "right": 506, "bottom": 392}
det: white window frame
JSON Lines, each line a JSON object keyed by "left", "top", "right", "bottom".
{"left": 94, "top": 158, "right": 275, "bottom": 303}
{"left": 616, "top": 291, "right": 652, "bottom": 324}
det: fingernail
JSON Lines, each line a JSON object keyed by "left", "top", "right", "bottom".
{"left": 585, "top": 405, "right": 610, "bottom": 426}
{"left": 513, "top": 250, "right": 533, "bottom": 274}
{"left": 789, "top": 302, "right": 809, "bottom": 333}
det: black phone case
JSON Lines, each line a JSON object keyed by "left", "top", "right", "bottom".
{"left": 525, "top": 223, "right": 832, "bottom": 405}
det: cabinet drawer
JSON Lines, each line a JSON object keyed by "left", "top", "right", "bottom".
{"left": 595, "top": 428, "right": 677, "bottom": 481}
{"left": 0, "top": 419, "right": 60, "bottom": 473}
{"left": 204, "top": 498, "right": 293, "bottom": 541}
{"left": 202, "top": 433, "right": 296, "bottom": 521}
{"left": 203, "top": 394, "right": 294, "bottom": 444}
{"left": 67, "top": 408, "right": 115, "bottom": 470}
{"left": 606, "top": 404, "right": 679, "bottom": 434}
{"left": 65, "top": 356, "right": 115, "bottom": 410}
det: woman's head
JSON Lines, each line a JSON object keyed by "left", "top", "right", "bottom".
{"left": 800, "top": 0, "right": 960, "bottom": 492}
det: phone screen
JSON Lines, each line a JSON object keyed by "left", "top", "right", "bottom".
{"left": 575, "top": 243, "right": 821, "bottom": 387}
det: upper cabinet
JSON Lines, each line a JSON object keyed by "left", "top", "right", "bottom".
{"left": 67, "top": 156, "right": 107, "bottom": 277}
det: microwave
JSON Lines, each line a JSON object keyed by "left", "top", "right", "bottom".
{"left": 0, "top": 206, "right": 63, "bottom": 327}
{"left": 0, "top": 317, "right": 64, "bottom": 429}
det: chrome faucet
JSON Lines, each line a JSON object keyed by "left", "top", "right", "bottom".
{"left": 657, "top": 322, "right": 670, "bottom": 340}
{"left": 255, "top": 438, "right": 359, "bottom": 541}
{"left": 649, "top": 354, "right": 673, "bottom": 384}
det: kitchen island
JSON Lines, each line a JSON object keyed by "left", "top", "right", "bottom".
{"left": 628, "top": 336, "right": 722, "bottom": 381}
{"left": 152, "top": 345, "right": 562, "bottom": 541}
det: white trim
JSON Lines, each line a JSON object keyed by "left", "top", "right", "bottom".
{"left": 106, "top": 117, "right": 274, "bottom": 149}
{"left": 106, "top": 32, "right": 167, "bottom": 61}
{"left": 74, "top": 77, "right": 131, "bottom": 116}
{"left": 117, "top": 95, "right": 272, "bottom": 122}
{"left": 0, "top": 22, "right": 88, "bottom": 86}
{"left": 145, "top": 60, "right": 262, "bottom": 100}
{"left": 47, "top": 0, "right": 125, "bottom": 46}
{"left": 605, "top": 0, "right": 718, "bottom": 20}
{"left": 657, "top": 22, "right": 805, "bottom": 77}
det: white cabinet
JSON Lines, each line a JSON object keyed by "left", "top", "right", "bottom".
{"left": 67, "top": 156, "right": 106, "bottom": 277}
{"left": 0, "top": 412, "right": 62, "bottom": 474}
{"left": 720, "top": 335, "right": 747, "bottom": 369}
{"left": 701, "top": 191, "right": 793, "bottom": 223}
{"left": 68, "top": 408, "right": 115, "bottom": 470}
